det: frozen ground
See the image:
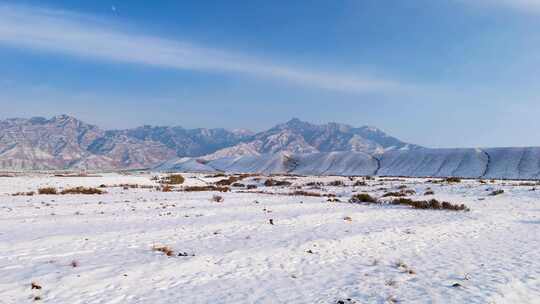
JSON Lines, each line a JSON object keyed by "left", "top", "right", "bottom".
{"left": 0, "top": 173, "right": 539, "bottom": 303}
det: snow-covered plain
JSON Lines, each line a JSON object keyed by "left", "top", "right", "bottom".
{"left": 0, "top": 173, "right": 539, "bottom": 303}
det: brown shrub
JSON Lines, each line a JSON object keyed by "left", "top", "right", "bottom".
{"left": 246, "top": 185, "right": 258, "bottom": 190}
{"left": 264, "top": 179, "right": 292, "bottom": 187}
{"left": 349, "top": 193, "right": 378, "bottom": 204}
{"left": 424, "top": 190, "right": 435, "bottom": 195}
{"left": 183, "top": 186, "right": 230, "bottom": 192}
{"left": 162, "top": 174, "right": 185, "bottom": 185}
{"left": 291, "top": 190, "right": 322, "bottom": 197}
{"left": 211, "top": 195, "right": 224, "bottom": 203}
{"left": 390, "top": 198, "right": 469, "bottom": 211}
{"left": 353, "top": 180, "right": 367, "bottom": 186}
{"left": 382, "top": 191, "right": 408, "bottom": 198}
{"left": 12, "top": 191, "right": 35, "bottom": 196}
{"left": 38, "top": 187, "right": 58, "bottom": 195}
{"left": 489, "top": 189, "right": 504, "bottom": 196}
{"left": 60, "top": 187, "right": 104, "bottom": 195}
{"left": 206, "top": 173, "right": 226, "bottom": 178}
{"left": 152, "top": 245, "right": 174, "bottom": 256}
{"left": 444, "top": 177, "right": 462, "bottom": 183}
{"left": 327, "top": 180, "right": 345, "bottom": 187}
{"left": 161, "top": 185, "right": 173, "bottom": 192}
{"left": 215, "top": 174, "right": 251, "bottom": 186}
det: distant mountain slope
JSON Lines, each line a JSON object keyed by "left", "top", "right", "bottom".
{"left": 202, "top": 118, "right": 420, "bottom": 160}
{"left": 0, "top": 115, "right": 419, "bottom": 170}
{"left": 112, "top": 125, "right": 253, "bottom": 157}
{"left": 0, "top": 115, "right": 176, "bottom": 170}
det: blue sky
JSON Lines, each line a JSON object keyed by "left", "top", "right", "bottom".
{"left": 1, "top": 0, "right": 539, "bottom": 148}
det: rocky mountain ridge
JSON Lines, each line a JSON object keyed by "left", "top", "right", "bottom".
{"left": 0, "top": 115, "right": 417, "bottom": 170}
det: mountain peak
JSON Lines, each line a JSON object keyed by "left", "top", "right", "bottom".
{"left": 49, "top": 114, "right": 81, "bottom": 124}
{"left": 278, "top": 118, "right": 313, "bottom": 130}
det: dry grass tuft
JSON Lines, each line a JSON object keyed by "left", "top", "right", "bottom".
{"left": 264, "top": 179, "right": 292, "bottom": 187}
{"left": 12, "top": 191, "right": 35, "bottom": 196}
{"left": 60, "top": 187, "right": 104, "bottom": 195}
{"left": 183, "top": 185, "right": 230, "bottom": 192}
{"left": 327, "top": 180, "right": 345, "bottom": 187}
{"left": 390, "top": 198, "right": 469, "bottom": 211}
{"left": 349, "top": 193, "right": 378, "bottom": 204}
{"left": 152, "top": 245, "right": 174, "bottom": 256}
{"left": 444, "top": 177, "right": 462, "bottom": 183}
{"left": 161, "top": 185, "right": 173, "bottom": 192}
{"left": 38, "top": 187, "right": 58, "bottom": 195}
{"left": 164, "top": 174, "right": 185, "bottom": 185}
{"left": 215, "top": 174, "right": 251, "bottom": 186}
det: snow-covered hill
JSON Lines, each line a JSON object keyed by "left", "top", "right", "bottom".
{"left": 159, "top": 147, "right": 540, "bottom": 180}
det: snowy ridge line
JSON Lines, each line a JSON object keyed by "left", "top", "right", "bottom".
{"left": 157, "top": 147, "right": 540, "bottom": 180}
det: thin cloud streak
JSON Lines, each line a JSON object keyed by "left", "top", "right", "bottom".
{"left": 0, "top": 4, "right": 412, "bottom": 94}
{"left": 473, "top": 0, "right": 540, "bottom": 14}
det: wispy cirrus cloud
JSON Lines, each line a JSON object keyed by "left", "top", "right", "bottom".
{"left": 472, "top": 0, "right": 540, "bottom": 14}
{"left": 0, "top": 4, "right": 412, "bottom": 95}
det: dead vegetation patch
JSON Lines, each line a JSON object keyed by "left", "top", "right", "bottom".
{"left": 160, "top": 174, "right": 185, "bottom": 185}
{"left": 215, "top": 174, "right": 252, "bottom": 186}
{"left": 424, "top": 190, "right": 435, "bottom": 195}
{"left": 381, "top": 189, "right": 416, "bottom": 198}
{"left": 349, "top": 193, "right": 469, "bottom": 211}
{"left": 12, "top": 191, "right": 35, "bottom": 196}
{"left": 353, "top": 180, "right": 367, "bottom": 186}
{"left": 264, "top": 179, "right": 292, "bottom": 187}
{"left": 211, "top": 195, "right": 224, "bottom": 202}
{"left": 327, "top": 180, "right": 345, "bottom": 186}
{"left": 327, "top": 198, "right": 341, "bottom": 202}
{"left": 182, "top": 185, "right": 230, "bottom": 192}
{"left": 445, "top": 177, "right": 462, "bottom": 183}
{"left": 38, "top": 187, "right": 58, "bottom": 195}
{"left": 152, "top": 245, "right": 175, "bottom": 256}
{"left": 390, "top": 198, "right": 469, "bottom": 211}
{"left": 60, "top": 187, "right": 105, "bottom": 195}
{"left": 488, "top": 189, "right": 504, "bottom": 196}
{"left": 349, "top": 193, "right": 378, "bottom": 204}
{"left": 31, "top": 282, "right": 42, "bottom": 290}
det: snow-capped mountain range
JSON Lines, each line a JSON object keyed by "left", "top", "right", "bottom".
{"left": 0, "top": 115, "right": 416, "bottom": 170}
